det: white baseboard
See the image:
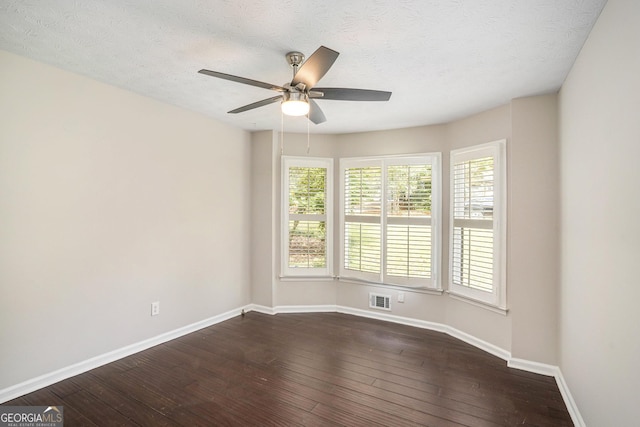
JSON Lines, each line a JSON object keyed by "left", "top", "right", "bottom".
{"left": 508, "top": 357, "right": 558, "bottom": 377}
{"left": 274, "top": 304, "right": 337, "bottom": 313}
{"left": 1, "top": 303, "right": 585, "bottom": 427}
{"left": 336, "top": 305, "right": 511, "bottom": 361}
{"left": 445, "top": 324, "right": 512, "bottom": 362}
{"left": 554, "top": 368, "right": 586, "bottom": 427}
{"left": 261, "top": 304, "right": 584, "bottom": 425}
{"left": 508, "top": 358, "right": 585, "bottom": 427}
{"left": 245, "top": 303, "right": 276, "bottom": 315}
{"left": 0, "top": 305, "right": 250, "bottom": 404}
{"left": 337, "top": 305, "right": 448, "bottom": 333}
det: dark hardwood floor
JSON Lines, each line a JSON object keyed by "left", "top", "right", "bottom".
{"left": 5, "top": 312, "right": 572, "bottom": 426}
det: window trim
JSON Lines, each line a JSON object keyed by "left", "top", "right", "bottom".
{"left": 339, "top": 153, "right": 442, "bottom": 290}
{"left": 281, "top": 156, "right": 334, "bottom": 278}
{"left": 448, "top": 140, "right": 507, "bottom": 309}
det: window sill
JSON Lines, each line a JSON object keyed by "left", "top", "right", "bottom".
{"left": 279, "top": 275, "right": 336, "bottom": 282}
{"left": 338, "top": 276, "right": 444, "bottom": 295}
{"left": 446, "top": 291, "right": 509, "bottom": 316}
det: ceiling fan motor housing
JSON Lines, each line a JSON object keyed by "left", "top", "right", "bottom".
{"left": 282, "top": 91, "right": 308, "bottom": 102}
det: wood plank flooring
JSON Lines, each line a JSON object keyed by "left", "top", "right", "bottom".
{"left": 5, "top": 312, "right": 573, "bottom": 426}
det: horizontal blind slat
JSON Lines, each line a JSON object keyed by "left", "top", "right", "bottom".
{"left": 451, "top": 226, "right": 494, "bottom": 292}
{"left": 386, "top": 224, "right": 431, "bottom": 278}
{"left": 288, "top": 220, "right": 327, "bottom": 268}
{"left": 344, "top": 167, "right": 382, "bottom": 216}
{"left": 344, "top": 222, "right": 381, "bottom": 273}
{"left": 453, "top": 156, "right": 494, "bottom": 220}
{"left": 289, "top": 166, "right": 326, "bottom": 215}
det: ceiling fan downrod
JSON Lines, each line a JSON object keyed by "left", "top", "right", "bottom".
{"left": 286, "top": 51, "right": 305, "bottom": 81}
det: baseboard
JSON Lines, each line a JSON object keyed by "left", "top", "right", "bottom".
{"left": 255, "top": 303, "right": 511, "bottom": 363}
{"left": 266, "top": 304, "right": 583, "bottom": 424}
{"left": 274, "top": 304, "right": 337, "bottom": 314}
{"left": 0, "top": 305, "right": 250, "bottom": 404}
{"left": 336, "top": 307, "right": 583, "bottom": 425}
{"left": 336, "top": 305, "right": 447, "bottom": 333}
{"left": 554, "top": 368, "right": 586, "bottom": 427}
{"left": 1, "top": 303, "right": 585, "bottom": 426}
{"left": 508, "top": 357, "right": 558, "bottom": 377}
{"left": 245, "top": 303, "right": 276, "bottom": 315}
{"left": 507, "top": 359, "right": 585, "bottom": 425}
{"left": 336, "top": 305, "right": 511, "bottom": 361}
{"left": 445, "top": 325, "right": 512, "bottom": 362}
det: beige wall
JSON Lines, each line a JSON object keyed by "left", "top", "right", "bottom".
{"left": 253, "top": 99, "right": 560, "bottom": 363}
{"left": 509, "top": 94, "right": 559, "bottom": 364}
{"left": 0, "top": 50, "right": 252, "bottom": 389}
{"left": 250, "top": 131, "right": 276, "bottom": 308}
{"left": 559, "top": 0, "right": 640, "bottom": 425}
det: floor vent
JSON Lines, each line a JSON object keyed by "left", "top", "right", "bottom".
{"left": 369, "top": 293, "right": 391, "bottom": 311}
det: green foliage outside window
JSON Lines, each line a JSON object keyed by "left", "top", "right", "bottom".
{"left": 288, "top": 167, "right": 327, "bottom": 268}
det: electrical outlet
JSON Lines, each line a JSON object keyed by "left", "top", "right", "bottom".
{"left": 151, "top": 301, "right": 160, "bottom": 316}
{"left": 397, "top": 292, "right": 405, "bottom": 303}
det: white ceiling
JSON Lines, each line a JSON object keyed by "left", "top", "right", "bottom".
{"left": 0, "top": 0, "right": 607, "bottom": 134}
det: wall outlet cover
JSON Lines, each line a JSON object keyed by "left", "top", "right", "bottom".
{"left": 151, "top": 301, "right": 160, "bottom": 316}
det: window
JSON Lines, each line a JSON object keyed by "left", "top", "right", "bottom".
{"left": 449, "top": 140, "right": 506, "bottom": 308}
{"left": 281, "top": 156, "right": 333, "bottom": 277}
{"left": 340, "top": 155, "right": 441, "bottom": 288}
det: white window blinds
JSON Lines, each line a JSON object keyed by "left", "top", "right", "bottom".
{"left": 449, "top": 141, "right": 506, "bottom": 308}
{"left": 282, "top": 157, "right": 333, "bottom": 277}
{"left": 344, "top": 165, "right": 382, "bottom": 276}
{"left": 341, "top": 155, "right": 441, "bottom": 288}
{"left": 386, "top": 164, "right": 433, "bottom": 280}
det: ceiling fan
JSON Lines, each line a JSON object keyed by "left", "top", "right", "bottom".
{"left": 198, "top": 46, "right": 392, "bottom": 124}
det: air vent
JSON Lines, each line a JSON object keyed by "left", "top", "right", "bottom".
{"left": 369, "top": 293, "right": 391, "bottom": 311}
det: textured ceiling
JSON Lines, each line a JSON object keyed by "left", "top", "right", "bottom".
{"left": 0, "top": 0, "right": 607, "bottom": 134}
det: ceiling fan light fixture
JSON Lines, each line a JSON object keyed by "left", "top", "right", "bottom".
{"left": 281, "top": 92, "right": 309, "bottom": 116}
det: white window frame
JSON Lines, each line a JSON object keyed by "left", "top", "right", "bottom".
{"left": 339, "top": 154, "right": 441, "bottom": 289}
{"left": 449, "top": 140, "right": 507, "bottom": 309}
{"left": 281, "top": 156, "right": 333, "bottom": 278}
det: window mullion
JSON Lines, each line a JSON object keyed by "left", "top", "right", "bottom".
{"left": 290, "top": 213, "right": 325, "bottom": 222}
{"left": 381, "top": 161, "right": 388, "bottom": 283}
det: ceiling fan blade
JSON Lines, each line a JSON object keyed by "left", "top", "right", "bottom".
{"left": 311, "top": 87, "right": 392, "bottom": 101}
{"left": 198, "top": 69, "right": 285, "bottom": 92}
{"left": 308, "top": 99, "right": 326, "bottom": 124}
{"left": 228, "top": 95, "right": 282, "bottom": 114}
{"left": 291, "top": 46, "right": 339, "bottom": 89}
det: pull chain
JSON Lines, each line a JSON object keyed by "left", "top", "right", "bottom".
{"left": 306, "top": 113, "right": 310, "bottom": 154}
{"left": 280, "top": 108, "right": 284, "bottom": 155}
